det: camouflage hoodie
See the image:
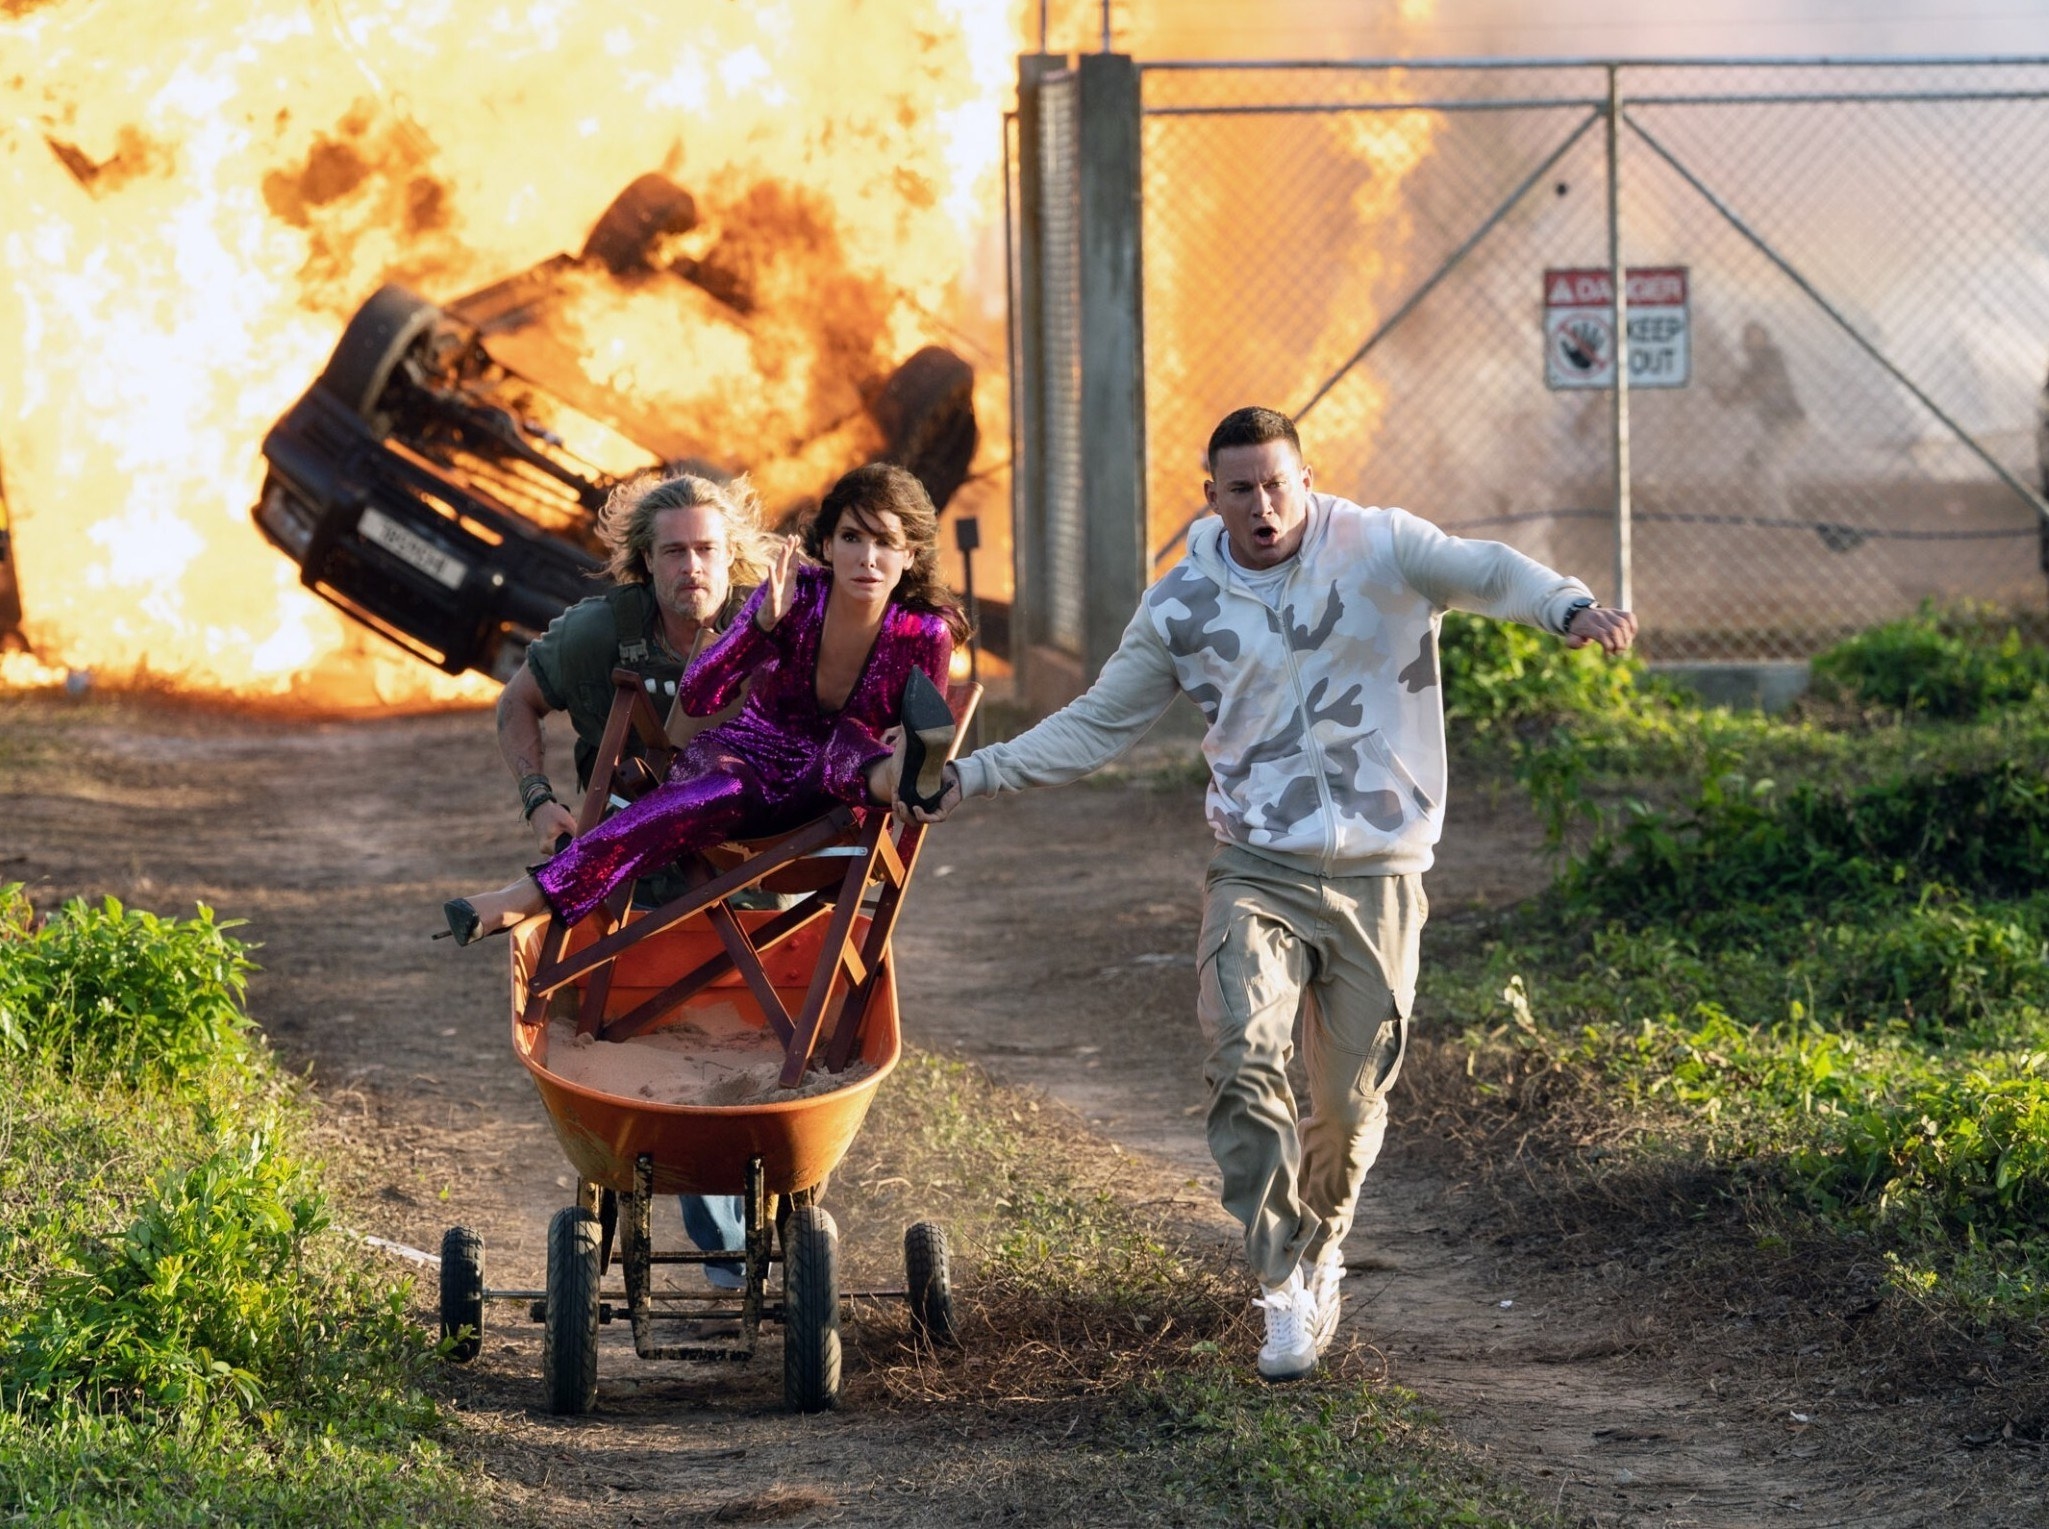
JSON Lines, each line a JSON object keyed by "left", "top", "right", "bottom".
{"left": 956, "top": 494, "right": 1593, "bottom": 875}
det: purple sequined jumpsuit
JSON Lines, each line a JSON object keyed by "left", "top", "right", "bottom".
{"left": 533, "top": 566, "right": 953, "bottom": 927}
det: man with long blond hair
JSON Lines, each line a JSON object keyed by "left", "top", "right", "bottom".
{"left": 499, "top": 470, "right": 773, "bottom": 841}
{"left": 493, "top": 467, "right": 772, "bottom": 1288}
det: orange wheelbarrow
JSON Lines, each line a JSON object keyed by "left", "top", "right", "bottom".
{"left": 438, "top": 670, "right": 978, "bottom": 1414}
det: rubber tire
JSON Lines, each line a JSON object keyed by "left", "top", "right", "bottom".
{"left": 597, "top": 1188, "right": 618, "bottom": 1278}
{"left": 543, "top": 1206, "right": 602, "bottom": 1416}
{"left": 438, "top": 1225, "right": 485, "bottom": 1362}
{"left": 903, "top": 1221, "right": 957, "bottom": 1348}
{"left": 581, "top": 172, "right": 698, "bottom": 275}
{"left": 868, "top": 344, "right": 978, "bottom": 511}
{"left": 774, "top": 1173, "right": 831, "bottom": 1246}
{"left": 782, "top": 1204, "right": 841, "bottom": 1413}
{"left": 316, "top": 284, "right": 442, "bottom": 417}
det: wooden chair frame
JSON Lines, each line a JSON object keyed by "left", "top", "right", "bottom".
{"left": 518, "top": 668, "right": 979, "bottom": 1089}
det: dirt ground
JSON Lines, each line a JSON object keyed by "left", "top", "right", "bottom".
{"left": 4, "top": 693, "right": 2042, "bottom": 1526}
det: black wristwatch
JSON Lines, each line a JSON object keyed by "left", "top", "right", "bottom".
{"left": 1561, "top": 597, "right": 1596, "bottom": 635}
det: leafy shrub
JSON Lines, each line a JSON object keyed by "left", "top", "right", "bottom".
{"left": 1430, "top": 604, "right": 2049, "bottom": 1326}
{"left": 1565, "top": 762, "right": 2049, "bottom": 925}
{"left": 1828, "top": 1066, "right": 2049, "bottom": 1240}
{"left": 6, "top": 1126, "right": 328, "bottom": 1413}
{"left": 0, "top": 887, "right": 254, "bottom": 1082}
{"left": 1811, "top": 603, "right": 2049, "bottom": 719}
{"left": 1810, "top": 898, "right": 2049, "bottom": 1035}
{"left": 1439, "top": 609, "right": 1644, "bottom": 732}
{"left": 0, "top": 893, "right": 467, "bottom": 1521}
{"left": 1614, "top": 1005, "right": 2049, "bottom": 1243}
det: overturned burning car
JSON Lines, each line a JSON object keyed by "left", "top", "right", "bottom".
{"left": 254, "top": 173, "right": 977, "bottom": 681}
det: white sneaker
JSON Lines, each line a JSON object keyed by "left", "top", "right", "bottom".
{"left": 1307, "top": 1245, "right": 1346, "bottom": 1355}
{"left": 1255, "top": 1268, "right": 1318, "bottom": 1381}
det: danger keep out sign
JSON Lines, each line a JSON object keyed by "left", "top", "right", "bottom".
{"left": 1543, "top": 267, "right": 1690, "bottom": 390}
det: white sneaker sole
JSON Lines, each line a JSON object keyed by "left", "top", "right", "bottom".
{"left": 1256, "top": 1345, "right": 1318, "bottom": 1382}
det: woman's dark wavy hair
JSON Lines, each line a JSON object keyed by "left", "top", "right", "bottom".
{"left": 803, "top": 463, "right": 971, "bottom": 644}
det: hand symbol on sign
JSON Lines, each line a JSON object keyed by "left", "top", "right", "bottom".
{"left": 1559, "top": 318, "right": 1609, "bottom": 374}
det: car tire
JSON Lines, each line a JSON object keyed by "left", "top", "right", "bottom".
{"left": 317, "top": 284, "right": 443, "bottom": 418}
{"left": 582, "top": 173, "right": 699, "bottom": 276}
{"left": 869, "top": 345, "right": 978, "bottom": 512}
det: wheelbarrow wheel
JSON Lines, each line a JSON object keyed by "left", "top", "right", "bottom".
{"left": 544, "top": 1206, "right": 602, "bottom": 1416}
{"left": 904, "top": 1221, "right": 957, "bottom": 1347}
{"left": 438, "top": 1225, "right": 485, "bottom": 1362}
{"left": 782, "top": 1204, "right": 840, "bottom": 1413}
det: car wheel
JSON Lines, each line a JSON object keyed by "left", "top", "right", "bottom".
{"left": 582, "top": 173, "right": 699, "bottom": 275}
{"left": 869, "top": 345, "right": 978, "bottom": 512}
{"left": 317, "top": 284, "right": 443, "bottom": 418}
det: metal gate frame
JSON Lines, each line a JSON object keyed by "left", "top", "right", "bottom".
{"left": 1139, "top": 55, "right": 2049, "bottom": 626}
{"left": 1009, "top": 53, "right": 2049, "bottom": 684}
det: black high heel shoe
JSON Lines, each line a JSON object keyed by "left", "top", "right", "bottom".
{"left": 435, "top": 898, "right": 509, "bottom": 947}
{"left": 895, "top": 668, "right": 957, "bottom": 815}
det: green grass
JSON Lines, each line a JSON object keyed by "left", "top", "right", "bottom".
{"left": 859, "top": 1052, "right": 1548, "bottom": 1524}
{"left": 1429, "top": 605, "right": 2049, "bottom": 1326}
{"left": 0, "top": 889, "right": 477, "bottom": 1527}
{"left": 1109, "top": 1366, "right": 1542, "bottom": 1528}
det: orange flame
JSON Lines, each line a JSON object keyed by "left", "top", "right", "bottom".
{"left": 1132, "top": 6, "right": 1441, "bottom": 555}
{"left": 0, "top": 0, "right": 1021, "bottom": 707}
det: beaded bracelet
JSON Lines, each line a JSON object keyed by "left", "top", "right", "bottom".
{"left": 518, "top": 774, "right": 557, "bottom": 821}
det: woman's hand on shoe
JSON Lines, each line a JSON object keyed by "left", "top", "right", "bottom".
{"left": 756, "top": 537, "right": 800, "bottom": 632}
{"left": 866, "top": 726, "right": 905, "bottom": 805}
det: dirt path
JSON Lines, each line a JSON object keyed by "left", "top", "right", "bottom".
{"left": 4, "top": 697, "right": 2034, "bottom": 1526}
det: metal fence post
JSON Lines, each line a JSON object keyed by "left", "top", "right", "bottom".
{"left": 1077, "top": 51, "right": 1147, "bottom": 681}
{"left": 1011, "top": 53, "right": 1062, "bottom": 674}
{"left": 1119, "top": 57, "right": 2049, "bottom": 665}
{"left": 1607, "top": 63, "right": 1634, "bottom": 614}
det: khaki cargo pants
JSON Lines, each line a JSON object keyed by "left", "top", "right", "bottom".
{"left": 1197, "top": 844, "right": 1426, "bottom": 1289}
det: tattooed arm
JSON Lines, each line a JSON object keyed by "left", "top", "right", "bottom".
{"left": 498, "top": 667, "right": 578, "bottom": 852}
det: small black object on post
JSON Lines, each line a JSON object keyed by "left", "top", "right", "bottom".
{"left": 953, "top": 515, "right": 981, "bottom": 687}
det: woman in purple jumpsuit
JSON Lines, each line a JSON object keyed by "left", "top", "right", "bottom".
{"left": 444, "top": 463, "right": 965, "bottom": 942}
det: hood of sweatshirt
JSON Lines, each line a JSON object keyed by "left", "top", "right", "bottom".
{"left": 1143, "top": 495, "right": 1450, "bottom": 874}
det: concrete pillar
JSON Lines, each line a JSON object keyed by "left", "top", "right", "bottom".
{"left": 1010, "top": 53, "right": 1147, "bottom": 712}
{"left": 1076, "top": 51, "right": 1147, "bottom": 683}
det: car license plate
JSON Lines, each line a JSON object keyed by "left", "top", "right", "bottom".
{"left": 357, "top": 507, "right": 467, "bottom": 589}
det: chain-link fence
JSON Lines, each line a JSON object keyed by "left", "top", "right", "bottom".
{"left": 1137, "top": 58, "right": 2049, "bottom": 661}
{"left": 1035, "top": 67, "right": 1086, "bottom": 659}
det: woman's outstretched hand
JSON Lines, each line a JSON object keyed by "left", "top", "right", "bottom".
{"left": 755, "top": 537, "right": 800, "bottom": 632}
{"left": 902, "top": 763, "right": 962, "bottom": 826}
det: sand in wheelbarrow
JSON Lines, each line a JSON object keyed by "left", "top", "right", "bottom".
{"left": 542, "top": 1001, "right": 876, "bottom": 1105}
